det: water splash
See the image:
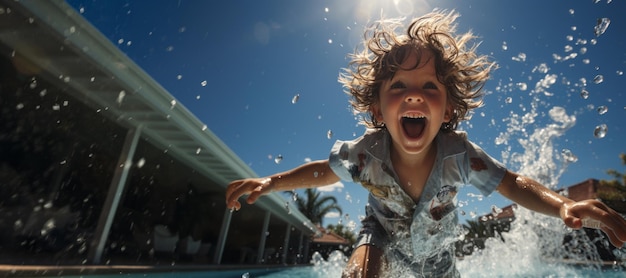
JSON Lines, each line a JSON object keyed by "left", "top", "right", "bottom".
{"left": 594, "top": 18, "right": 610, "bottom": 37}
{"left": 561, "top": 149, "right": 578, "bottom": 163}
{"left": 580, "top": 89, "right": 589, "bottom": 99}
{"left": 456, "top": 105, "right": 616, "bottom": 275}
{"left": 310, "top": 251, "right": 348, "bottom": 277}
{"left": 593, "top": 74, "right": 604, "bottom": 84}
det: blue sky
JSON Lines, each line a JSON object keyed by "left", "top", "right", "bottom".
{"left": 67, "top": 0, "right": 625, "bottom": 229}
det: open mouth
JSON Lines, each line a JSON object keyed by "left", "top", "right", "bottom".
{"left": 401, "top": 116, "right": 426, "bottom": 139}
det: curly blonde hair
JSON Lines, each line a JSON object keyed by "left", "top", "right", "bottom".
{"left": 338, "top": 10, "right": 495, "bottom": 130}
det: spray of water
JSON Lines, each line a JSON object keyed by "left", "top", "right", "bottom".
{"left": 457, "top": 105, "right": 589, "bottom": 276}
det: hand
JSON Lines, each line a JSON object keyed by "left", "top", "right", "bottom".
{"left": 560, "top": 199, "right": 626, "bottom": 248}
{"left": 225, "top": 177, "right": 273, "bottom": 211}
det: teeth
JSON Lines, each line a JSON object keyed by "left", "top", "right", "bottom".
{"left": 402, "top": 114, "right": 426, "bottom": 119}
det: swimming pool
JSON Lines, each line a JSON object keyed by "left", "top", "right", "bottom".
{"left": 58, "top": 249, "right": 623, "bottom": 278}
{"left": 59, "top": 262, "right": 623, "bottom": 278}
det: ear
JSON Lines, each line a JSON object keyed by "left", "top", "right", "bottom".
{"left": 444, "top": 104, "right": 454, "bottom": 122}
{"left": 371, "top": 103, "right": 384, "bottom": 124}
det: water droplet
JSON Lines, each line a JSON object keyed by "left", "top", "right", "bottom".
{"left": 196, "top": 148, "right": 201, "bottom": 154}
{"left": 593, "top": 124, "right": 607, "bottom": 138}
{"left": 597, "top": 105, "right": 608, "bottom": 115}
{"left": 511, "top": 53, "right": 526, "bottom": 62}
{"left": 505, "top": 97, "right": 512, "bottom": 104}
{"left": 117, "top": 90, "right": 126, "bottom": 105}
{"left": 170, "top": 100, "right": 177, "bottom": 109}
{"left": 516, "top": 82, "right": 527, "bottom": 91}
{"left": 291, "top": 94, "right": 300, "bottom": 104}
{"left": 580, "top": 89, "right": 589, "bottom": 99}
{"left": 137, "top": 158, "right": 146, "bottom": 168}
{"left": 593, "top": 75, "right": 603, "bottom": 84}
{"left": 561, "top": 149, "right": 578, "bottom": 163}
{"left": 327, "top": 130, "right": 333, "bottom": 139}
{"left": 274, "top": 154, "right": 283, "bottom": 164}
{"left": 201, "top": 80, "right": 207, "bottom": 87}
{"left": 491, "top": 205, "right": 503, "bottom": 215}
{"left": 594, "top": 18, "right": 610, "bottom": 37}
{"left": 291, "top": 191, "right": 298, "bottom": 201}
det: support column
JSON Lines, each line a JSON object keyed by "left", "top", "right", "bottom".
{"left": 281, "top": 224, "right": 291, "bottom": 264}
{"left": 88, "top": 125, "right": 142, "bottom": 264}
{"left": 213, "top": 209, "right": 233, "bottom": 264}
{"left": 256, "top": 211, "right": 271, "bottom": 264}
{"left": 297, "top": 232, "right": 304, "bottom": 264}
{"left": 303, "top": 237, "right": 310, "bottom": 263}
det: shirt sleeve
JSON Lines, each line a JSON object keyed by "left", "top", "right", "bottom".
{"left": 328, "top": 130, "right": 381, "bottom": 183}
{"left": 328, "top": 140, "right": 354, "bottom": 181}
{"left": 465, "top": 139, "right": 508, "bottom": 196}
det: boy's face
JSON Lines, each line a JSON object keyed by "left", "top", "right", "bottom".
{"left": 372, "top": 49, "right": 452, "bottom": 156}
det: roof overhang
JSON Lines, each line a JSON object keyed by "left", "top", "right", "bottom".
{"left": 0, "top": 0, "right": 319, "bottom": 236}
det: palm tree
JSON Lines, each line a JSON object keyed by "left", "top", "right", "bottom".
{"left": 285, "top": 188, "right": 342, "bottom": 226}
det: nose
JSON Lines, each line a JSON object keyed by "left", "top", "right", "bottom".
{"left": 404, "top": 90, "right": 424, "bottom": 103}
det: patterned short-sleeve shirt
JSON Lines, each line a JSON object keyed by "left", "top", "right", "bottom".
{"left": 329, "top": 129, "right": 507, "bottom": 276}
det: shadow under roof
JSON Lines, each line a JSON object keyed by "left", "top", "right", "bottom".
{"left": 0, "top": 0, "right": 318, "bottom": 236}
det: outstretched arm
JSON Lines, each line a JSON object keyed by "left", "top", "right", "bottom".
{"left": 496, "top": 170, "right": 626, "bottom": 248}
{"left": 225, "top": 159, "right": 340, "bottom": 211}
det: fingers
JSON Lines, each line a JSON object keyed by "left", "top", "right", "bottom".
{"left": 601, "top": 225, "right": 626, "bottom": 248}
{"left": 225, "top": 179, "right": 246, "bottom": 211}
{"left": 564, "top": 200, "right": 626, "bottom": 248}
{"left": 246, "top": 189, "right": 263, "bottom": 204}
{"left": 562, "top": 213, "right": 582, "bottom": 229}
{"left": 225, "top": 178, "right": 272, "bottom": 211}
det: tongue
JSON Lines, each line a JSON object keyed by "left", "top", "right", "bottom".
{"left": 402, "top": 118, "right": 425, "bottom": 139}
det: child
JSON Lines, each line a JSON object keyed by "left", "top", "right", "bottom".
{"left": 226, "top": 10, "right": 626, "bottom": 277}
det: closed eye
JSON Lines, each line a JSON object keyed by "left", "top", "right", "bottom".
{"left": 389, "top": 81, "right": 406, "bottom": 89}
{"left": 423, "top": 82, "right": 438, "bottom": 90}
